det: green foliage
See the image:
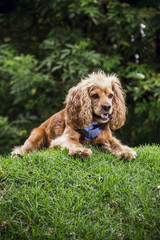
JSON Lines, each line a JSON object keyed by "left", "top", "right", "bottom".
{"left": 0, "top": 146, "right": 160, "bottom": 239}
{"left": 0, "top": 46, "right": 55, "bottom": 153}
{"left": 0, "top": 116, "right": 20, "bottom": 153}
{"left": 0, "top": 0, "right": 160, "bottom": 153}
{"left": 122, "top": 63, "right": 160, "bottom": 145}
{"left": 40, "top": 40, "right": 102, "bottom": 83}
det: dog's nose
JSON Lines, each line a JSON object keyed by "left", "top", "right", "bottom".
{"left": 102, "top": 104, "right": 111, "bottom": 112}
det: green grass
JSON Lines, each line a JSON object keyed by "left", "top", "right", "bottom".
{"left": 0, "top": 145, "right": 160, "bottom": 239}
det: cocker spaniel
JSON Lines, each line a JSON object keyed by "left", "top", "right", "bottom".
{"left": 12, "top": 71, "right": 136, "bottom": 160}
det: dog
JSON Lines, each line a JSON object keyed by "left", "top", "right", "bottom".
{"left": 12, "top": 71, "right": 136, "bottom": 160}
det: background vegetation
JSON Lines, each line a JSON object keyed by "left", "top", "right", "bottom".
{"left": 0, "top": 0, "right": 160, "bottom": 154}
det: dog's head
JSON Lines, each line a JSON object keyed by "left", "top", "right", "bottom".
{"left": 65, "top": 71, "right": 126, "bottom": 130}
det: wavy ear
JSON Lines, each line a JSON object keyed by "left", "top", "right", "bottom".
{"left": 65, "top": 83, "right": 92, "bottom": 129}
{"left": 110, "top": 77, "right": 127, "bottom": 130}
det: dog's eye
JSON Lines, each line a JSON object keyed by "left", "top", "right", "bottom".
{"left": 92, "top": 93, "right": 99, "bottom": 99}
{"left": 108, "top": 93, "right": 113, "bottom": 99}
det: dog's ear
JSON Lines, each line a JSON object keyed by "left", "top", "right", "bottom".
{"left": 110, "top": 77, "right": 127, "bottom": 130}
{"left": 65, "top": 83, "right": 92, "bottom": 129}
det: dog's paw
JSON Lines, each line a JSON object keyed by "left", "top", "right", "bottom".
{"left": 124, "top": 147, "right": 137, "bottom": 159}
{"left": 69, "top": 147, "right": 92, "bottom": 158}
{"left": 116, "top": 147, "right": 137, "bottom": 160}
{"left": 11, "top": 146, "right": 23, "bottom": 157}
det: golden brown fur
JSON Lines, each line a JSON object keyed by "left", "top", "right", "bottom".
{"left": 12, "top": 71, "right": 136, "bottom": 160}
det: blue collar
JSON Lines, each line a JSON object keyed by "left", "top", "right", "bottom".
{"left": 81, "top": 122, "right": 106, "bottom": 140}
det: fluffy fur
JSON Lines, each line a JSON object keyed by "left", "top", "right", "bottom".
{"left": 12, "top": 71, "right": 136, "bottom": 160}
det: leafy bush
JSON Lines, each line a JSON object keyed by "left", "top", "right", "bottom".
{"left": 0, "top": 46, "right": 55, "bottom": 153}
{"left": 123, "top": 63, "right": 160, "bottom": 145}
{"left": 0, "top": 116, "right": 20, "bottom": 153}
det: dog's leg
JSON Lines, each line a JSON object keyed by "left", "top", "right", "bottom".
{"left": 11, "top": 127, "right": 49, "bottom": 156}
{"left": 102, "top": 137, "right": 136, "bottom": 160}
{"left": 50, "top": 127, "right": 92, "bottom": 158}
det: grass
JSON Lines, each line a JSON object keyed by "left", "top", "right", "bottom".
{"left": 0, "top": 145, "right": 160, "bottom": 239}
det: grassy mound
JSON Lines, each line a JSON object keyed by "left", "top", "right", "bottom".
{"left": 0, "top": 145, "right": 160, "bottom": 239}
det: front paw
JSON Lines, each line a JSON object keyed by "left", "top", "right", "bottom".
{"left": 69, "top": 147, "right": 92, "bottom": 158}
{"left": 117, "top": 147, "right": 137, "bottom": 160}
{"left": 11, "top": 146, "right": 23, "bottom": 156}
